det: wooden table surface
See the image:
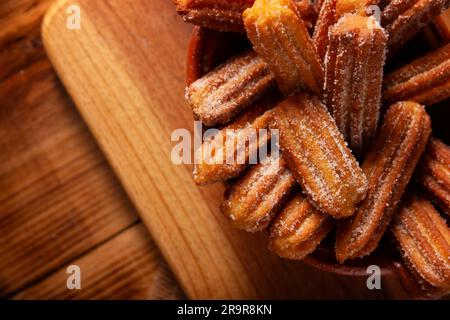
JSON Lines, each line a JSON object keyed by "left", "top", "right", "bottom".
{"left": 0, "top": 0, "right": 182, "bottom": 299}
{"left": 0, "top": 0, "right": 410, "bottom": 299}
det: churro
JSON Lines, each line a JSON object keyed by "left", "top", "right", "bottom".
{"left": 271, "top": 93, "right": 368, "bottom": 219}
{"left": 382, "top": 0, "right": 450, "bottom": 54}
{"left": 336, "top": 102, "right": 432, "bottom": 263}
{"left": 193, "top": 98, "right": 276, "bottom": 185}
{"left": 325, "top": 14, "right": 387, "bottom": 155}
{"left": 417, "top": 138, "right": 450, "bottom": 216}
{"left": 186, "top": 50, "right": 276, "bottom": 126}
{"left": 175, "top": 0, "right": 254, "bottom": 32}
{"left": 269, "top": 193, "right": 334, "bottom": 260}
{"left": 313, "top": 0, "right": 381, "bottom": 61}
{"left": 244, "top": 0, "right": 324, "bottom": 96}
{"left": 176, "top": 0, "right": 318, "bottom": 32}
{"left": 221, "top": 157, "right": 296, "bottom": 232}
{"left": 383, "top": 43, "right": 450, "bottom": 106}
{"left": 391, "top": 194, "right": 450, "bottom": 292}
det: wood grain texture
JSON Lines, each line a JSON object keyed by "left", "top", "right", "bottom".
{"left": 0, "top": 0, "right": 180, "bottom": 299}
{"left": 0, "top": 53, "right": 138, "bottom": 297}
{"left": 14, "top": 224, "right": 184, "bottom": 300}
{"left": 0, "top": 0, "right": 53, "bottom": 81}
{"left": 42, "top": 0, "right": 408, "bottom": 299}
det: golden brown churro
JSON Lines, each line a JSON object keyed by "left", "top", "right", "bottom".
{"left": 272, "top": 93, "right": 368, "bottom": 219}
{"left": 417, "top": 138, "right": 450, "bottom": 216}
{"left": 193, "top": 98, "right": 276, "bottom": 185}
{"left": 325, "top": 14, "right": 387, "bottom": 155}
{"left": 295, "top": 0, "right": 320, "bottom": 31}
{"left": 314, "top": 0, "right": 338, "bottom": 61}
{"left": 244, "top": 0, "right": 324, "bottom": 96}
{"left": 269, "top": 193, "right": 334, "bottom": 260}
{"left": 221, "top": 157, "right": 296, "bottom": 232}
{"left": 313, "top": 0, "right": 381, "bottom": 61}
{"left": 382, "top": 0, "right": 450, "bottom": 54}
{"left": 391, "top": 195, "right": 450, "bottom": 292}
{"left": 175, "top": 0, "right": 254, "bottom": 32}
{"left": 175, "top": 0, "right": 318, "bottom": 32}
{"left": 383, "top": 43, "right": 450, "bottom": 106}
{"left": 186, "top": 50, "right": 276, "bottom": 127}
{"left": 336, "top": 102, "right": 432, "bottom": 263}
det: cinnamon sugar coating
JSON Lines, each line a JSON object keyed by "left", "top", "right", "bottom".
{"left": 382, "top": 0, "right": 450, "bottom": 54}
{"left": 336, "top": 102, "right": 432, "bottom": 263}
{"left": 391, "top": 195, "right": 450, "bottom": 292}
{"left": 384, "top": 43, "right": 450, "bottom": 106}
{"left": 416, "top": 138, "right": 450, "bottom": 217}
{"left": 325, "top": 14, "right": 387, "bottom": 155}
{"left": 186, "top": 50, "right": 276, "bottom": 127}
{"left": 193, "top": 99, "right": 275, "bottom": 185}
{"left": 270, "top": 193, "right": 334, "bottom": 260}
{"left": 272, "top": 93, "right": 368, "bottom": 219}
{"left": 221, "top": 156, "right": 296, "bottom": 232}
{"left": 244, "top": 0, "right": 324, "bottom": 96}
{"left": 313, "top": 0, "right": 381, "bottom": 61}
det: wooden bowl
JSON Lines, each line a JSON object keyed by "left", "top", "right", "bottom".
{"left": 186, "top": 26, "right": 449, "bottom": 299}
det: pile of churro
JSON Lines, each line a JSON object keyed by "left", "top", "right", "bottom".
{"left": 175, "top": 0, "right": 450, "bottom": 295}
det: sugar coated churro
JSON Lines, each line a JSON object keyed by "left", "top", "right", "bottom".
{"left": 269, "top": 193, "right": 334, "bottom": 260}
{"left": 244, "top": 0, "right": 324, "bottom": 96}
{"left": 272, "top": 93, "right": 368, "bottom": 219}
{"left": 325, "top": 14, "right": 387, "bottom": 155}
{"left": 221, "top": 156, "right": 296, "bottom": 232}
{"left": 391, "top": 194, "right": 450, "bottom": 292}
{"left": 382, "top": 0, "right": 450, "bottom": 54}
{"left": 313, "top": 0, "right": 381, "bottom": 61}
{"left": 186, "top": 50, "right": 276, "bottom": 127}
{"left": 336, "top": 102, "right": 432, "bottom": 263}
{"left": 175, "top": 0, "right": 255, "bottom": 32}
{"left": 417, "top": 138, "right": 450, "bottom": 216}
{"left": 383, "top": 43, "right": 450, "bottom": 106}
{"left": 176, "top": 0, "right": 318, "bottom": 32}
{"left": 193, "top": 99, "right": 275, "bottom": 185}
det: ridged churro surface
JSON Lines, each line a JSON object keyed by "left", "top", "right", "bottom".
{"left": 417, "top": 138, "right": 450, "bottom": 216}
{"left": 382, "top": 0, "right": 450, "bottom": 54}
{"left": 269, "top": 193, "right": 334, "bottom": 260}
{"left": 295, "top": 0, "right": 320, "bottom": 31}
{"left": 325, "top": 14, "right": 387, "bottom": 155}
{"left": 244, "top": 0, "right": 324, "bottom": 96}
{"left": 176, "top": 0, "right": 317, "bottom": 32}
{"left": 175, "top": 0, "right": 255, "bottom": 32}
{"left": 336, "top": 102, "right": 432, "bottom": 263}
{"left": 272, "top": 93, "right": 368, "bottom": 219}
{"left": 193, "top": 100, "right": 275, "bottom": 185}
{"left": 313, "top": 0, "right": 381, "bottom": 61}
{"left": 221, "top": 157, "right": 296, "bottom": 232}
{"left": 383, "top": 43, "right": 450, "bottom": 106}
{"left": 391, "top": 195, "right": 450, "bottom": 291}
{"left": 186, "top": 50, "right": 276, "bottom": 126}
{"left": 314, "top": 0, "right": 338, "bottom": 61}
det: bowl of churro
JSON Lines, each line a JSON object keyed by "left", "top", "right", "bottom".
{"left": 175, "top": 0, "right": 450, "bottom": 298}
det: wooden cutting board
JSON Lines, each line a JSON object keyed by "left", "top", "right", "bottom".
{"left": 41, "top": 0, "right": 407, "bottom": 299}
